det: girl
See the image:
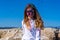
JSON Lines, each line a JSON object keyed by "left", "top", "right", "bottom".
{"left": 22, "top": 4, "right": 44, "bottom": 40}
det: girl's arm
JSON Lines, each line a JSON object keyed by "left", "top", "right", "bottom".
{"left": 36, "top": 28, "right": 41, "bottom": 40}
{"left": 22, "top": 20, "right": 25, "bottom": 34}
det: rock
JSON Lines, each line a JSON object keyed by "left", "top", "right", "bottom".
{"left": 0, "top": 28, "right": 60, "bottom": 40}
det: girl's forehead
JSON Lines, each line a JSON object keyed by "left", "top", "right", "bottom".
{"left": 27, "top": 8, "right": 32, "bottom": 11}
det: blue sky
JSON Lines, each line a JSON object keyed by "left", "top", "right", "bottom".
{"left": 0, "top": 0, "right": 60, "bottom": 28}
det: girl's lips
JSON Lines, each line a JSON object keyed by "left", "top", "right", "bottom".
{"left": 27, "top": 12, "right": 33, "bottom": 16}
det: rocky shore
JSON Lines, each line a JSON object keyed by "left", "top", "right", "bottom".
{"left": 0, "top": 28, "right": 60, "bottom": 40}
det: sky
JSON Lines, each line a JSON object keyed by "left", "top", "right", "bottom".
{"left": 0, "top": 0, "right": 60, "bottom": 28}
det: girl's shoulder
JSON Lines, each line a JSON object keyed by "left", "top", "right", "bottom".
{"left": 22, "top": 19, "right": 24, "bottom": 22}
{"left": 22, "top": 19, "right": 24, "bottom": 25}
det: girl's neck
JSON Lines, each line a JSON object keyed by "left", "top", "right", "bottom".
{"left": 28, "top": 17, "right": 33, "bottom": 20}
{"left": 29, "top": 18, "right": 33, "bottom": 21}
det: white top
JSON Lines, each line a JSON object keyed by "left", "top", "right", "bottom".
{"left": 22, "top": 19, "right": 40, "bottom": 40}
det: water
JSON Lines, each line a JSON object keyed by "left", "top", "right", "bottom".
{"left": 0, "top": 27, "right": 18, "bottom": 29}
{"left": 45, "top": 26, "right": 60, "bottom": 29}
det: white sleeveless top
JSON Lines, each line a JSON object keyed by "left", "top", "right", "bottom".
{"left": 22, "top": 19, "right": 40, "bottom": 40}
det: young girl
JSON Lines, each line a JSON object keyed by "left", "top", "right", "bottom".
{"left": 22, "top": 4, "right": 44, "bottom": 40}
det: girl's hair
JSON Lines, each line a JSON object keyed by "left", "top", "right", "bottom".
{"left": 24, "top": 4, "right": 44, "bottom": 30}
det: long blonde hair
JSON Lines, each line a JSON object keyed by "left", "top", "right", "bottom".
{"left": 24, "top": 4, "right": 44, "bottom": 30}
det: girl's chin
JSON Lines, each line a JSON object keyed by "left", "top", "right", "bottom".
{"left": 28, "top": 15, "right": 33, "bottom": 17}
{"left": 28, "top": 16, "right": 33, "bottom": 19}
{"left": 28, "top": 16, "right": 33, "bottom": 18}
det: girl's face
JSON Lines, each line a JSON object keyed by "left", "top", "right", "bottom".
{"left": 26, "top": 8, "right": 34, "bottom": 19}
